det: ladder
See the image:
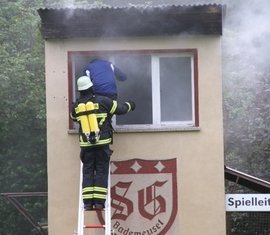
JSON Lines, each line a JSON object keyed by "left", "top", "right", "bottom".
{"left": 75, "top": 163, "right": 111, "bottom": 235}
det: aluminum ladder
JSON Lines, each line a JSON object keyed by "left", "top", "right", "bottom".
{"left": 75, "top": 163, "right": 111, "bottom": 235}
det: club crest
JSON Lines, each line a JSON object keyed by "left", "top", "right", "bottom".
{"left": 97, "top": 158, "right": 178, "bottom": 235}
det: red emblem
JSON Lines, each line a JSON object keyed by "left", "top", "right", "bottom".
{"left": 97, "top": 158, "right": 178, "bottom": 235}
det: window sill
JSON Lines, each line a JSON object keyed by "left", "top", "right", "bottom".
{"left": 114, "top": 126, "right": 200, "bottom": 133}
{"left": 68, "top": 126, "right": 200, "bottom": 134}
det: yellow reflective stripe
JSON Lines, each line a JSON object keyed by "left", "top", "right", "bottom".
{"left": 96, "top": 113, "right": 107, "bottom": 126}
{"left": 83, "top": 195, "right": 94, "bottom": 199}
{"left": 82, "top": 187, "right": 94, "bottom": 193}
{"left": 83, "top": 187, "right": 107, "bottom": 193}
{"left": 95, "top": 139, "right": 111, "bottom": 144}
{"left": 96, "top": 113, "right": 107, "bottom": 118}
{"left": 80, "top": 138, "right": 112, "bottom": 147}
{"left": 94, "top": 187, "right": 107, "bottom": 193}
{"left": 93, "top": 194, "right": 107, "bottom": 199}
{"left": 110, "top": 100, "right": 117, "bottom": 114}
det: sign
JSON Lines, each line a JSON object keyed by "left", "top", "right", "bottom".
{"left": 226, "top": 194, "right": 270, "bottom": 211}
{"left": 97, "top": 158, "right": 178, "bottom": 235}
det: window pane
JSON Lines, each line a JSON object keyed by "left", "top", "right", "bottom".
{"left": 114, "top": 54, "right": 152, "bottom": 125}
{"left": 160, "top": 57, "right": 192, "bottom": 122}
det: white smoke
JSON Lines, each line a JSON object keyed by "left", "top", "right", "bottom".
{"left": 45, "top": 0, "right": 110, "bottom": 8}
{"left": 223, "top": 0, "right": 270, "bottom": 71}
{"left": 44, "top": 0, "right": 270, "bottom": 81}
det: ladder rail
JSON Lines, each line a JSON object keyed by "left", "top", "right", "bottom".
{"left": 76, "top": 163, "right": 84, "bottom": 235}
{"left": 76, "top": 162, "right": 111, "bottom": 235}
{"left": 105, "top": 164, "right": 111, "bottom": 235}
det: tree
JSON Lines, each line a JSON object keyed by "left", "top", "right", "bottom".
{"left": 0, "top": 0, "right": 47, "bottom": 234}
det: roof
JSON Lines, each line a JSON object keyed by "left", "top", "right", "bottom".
{"left": 37, "top": 4, "right": 225, "bottom": 39}
{"left": 225, "top": 166, "right": 270, "bottom": 193}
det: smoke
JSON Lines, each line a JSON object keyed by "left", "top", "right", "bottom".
{"left": 44, "top": 0, "right": 110, "bottom": 8}
{"left": 223, "top": 0, "right": 270, "bottom": 74}
{"left": 43, "top": 0, "right": 270, "bottom": 90}
{"left": 219, "top": 0, "right": 270, "bottom": 175}
{"left": 46, "top": 0, "right": 270, "bottom": 69}
{"left": 44, "top": 0, "right": 76, "bottom": 8}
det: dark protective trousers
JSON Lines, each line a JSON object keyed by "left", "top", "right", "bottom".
{"left": 80, "top": 145, "right": 113, "bottom": 206}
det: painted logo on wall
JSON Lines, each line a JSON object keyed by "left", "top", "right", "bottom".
{"left": 97, "top": 158, "right": 178, "bottom": 235}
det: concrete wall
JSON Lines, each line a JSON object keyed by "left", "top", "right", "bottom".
{"left": 45, "top": 35, "right": 225, "bottom": 235}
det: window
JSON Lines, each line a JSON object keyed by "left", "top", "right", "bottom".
{"left": 68, "top": 49, "right": 199, "bottom": 131}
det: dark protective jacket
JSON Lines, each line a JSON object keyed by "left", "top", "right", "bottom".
{"left": 83, "top": 59, "right": 127, "bottom": 98}
{"left": 70, "top": 93, "right": 132, "bottom": 148}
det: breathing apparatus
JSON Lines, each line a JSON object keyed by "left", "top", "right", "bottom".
{"left": 76, "top": 101, "right": 100, "bottom": 144}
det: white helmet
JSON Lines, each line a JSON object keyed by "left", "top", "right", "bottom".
{"left": 77, "top": 76, "right": 93, "bottom": 91}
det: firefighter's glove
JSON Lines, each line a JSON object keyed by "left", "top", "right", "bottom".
{"left": 127, "top": 101, "right": 136, "bottom": 111}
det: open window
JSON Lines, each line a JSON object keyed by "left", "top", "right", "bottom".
{"left": 68, "top": 49, "right": 199, "bottom": 132}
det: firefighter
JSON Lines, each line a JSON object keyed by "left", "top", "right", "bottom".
{"left": 83, "top": 58, "right": 127, "bottom": 100}
{"left": 70, "top": 76, "right": 135, "bottom": 210}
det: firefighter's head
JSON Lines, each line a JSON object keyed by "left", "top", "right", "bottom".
{"left": 77, "top": 76, "right": 93, "bottom": 91}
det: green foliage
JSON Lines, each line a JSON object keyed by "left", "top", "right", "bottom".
{"left": 0, "top": 0, "right": 47, "bottom": 234}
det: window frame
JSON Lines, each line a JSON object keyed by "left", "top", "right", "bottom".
{"left": 68, "top": 49, "right": 199, "bottom": 132}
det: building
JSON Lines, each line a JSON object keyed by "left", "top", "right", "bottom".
{"left": 38, "top": 4, "right": 226, "bottom": 235}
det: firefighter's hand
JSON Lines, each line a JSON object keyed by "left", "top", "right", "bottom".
{"left": 128, "top": 101, "right": 136, "bottom": 111}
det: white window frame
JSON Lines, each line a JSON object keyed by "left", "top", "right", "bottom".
{"left": 112, "top": 53, "right": 196, "bottom": 132}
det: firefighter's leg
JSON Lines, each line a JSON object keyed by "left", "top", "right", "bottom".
{"left": 81, "top": 148, "right": 95, "bottom": 208}
{"left": 93, "top": 145, "right": 113, "bottom": 208}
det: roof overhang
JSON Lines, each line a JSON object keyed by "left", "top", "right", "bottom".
{"left": 37, "top": 5, "right": 225, "bottom": 39}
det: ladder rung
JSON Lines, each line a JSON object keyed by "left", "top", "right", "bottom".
{"left": 84, "top": 224, "right": 105, "bottom": 229}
